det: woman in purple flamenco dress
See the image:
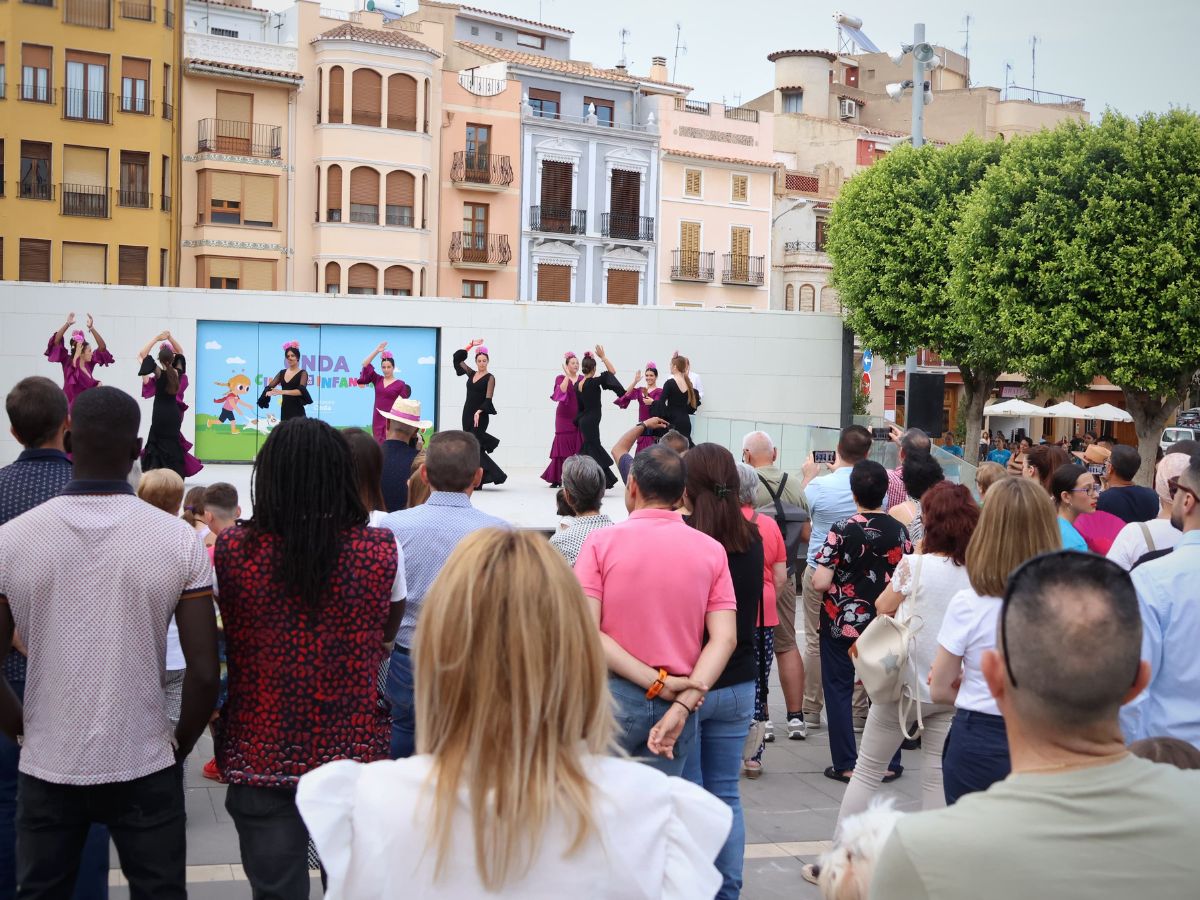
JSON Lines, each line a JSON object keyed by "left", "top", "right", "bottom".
{"left": 613, "top": 361, "right": 664, "bottom": 454}
{"left": 45, "top": 312, "right": 114, "bottom": 407}
{"left": 358, "top": 341, "right": 412, "bottom": 443}
{"left": 541, "top": 351, "right": 582, "bottom": 488}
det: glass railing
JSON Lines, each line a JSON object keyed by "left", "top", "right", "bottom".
{"left": 691, "top": 415, "right": 981, "bottom": 501}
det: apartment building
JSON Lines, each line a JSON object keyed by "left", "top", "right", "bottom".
{"left": 180, "top": 0, "right": 302, "bottom": 291}
{"left": 2, "top": 0, "right": 180, "bottom": 285}
{"left": 652, "top": 92, "right": 775, "bottom": 310}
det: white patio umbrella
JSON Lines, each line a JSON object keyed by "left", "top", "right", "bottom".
{"left": 984, "top": 399, "right": 1046, "bottom": 417}
{"left": 1043, "top": 401, "right": 1090, "bottom": 419}
{"left": 1084, "top": 403, "right": 1134, "bottom": 422}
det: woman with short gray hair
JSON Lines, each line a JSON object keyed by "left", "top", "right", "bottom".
{"left": 549, "top": 455, "right": 614, "bottom": 566}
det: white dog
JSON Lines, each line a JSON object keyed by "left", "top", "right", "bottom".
{"left": 817, "top": 799, "right": 906, "bottom": 900}
{"left": 244, "top": 414, "right": 280, "bottom": 435}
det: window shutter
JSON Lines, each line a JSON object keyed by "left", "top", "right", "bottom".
{"left": 785, "top": 284, "right": 795, "bottom": 311}
{"left": 539, "top": 160, "right": 572, "bottom": 210}
{"left": 351, "top": 68, "right": 381, "bottom": 126}
{"left": 348, "top": 263, "right": 377, "bottom": 290}
{"left": 606, "top": 269, "right": 639, "bottom": 305}
{"left": 349, "top": 167, "right": 379, "bottom": 204}
{"left": 731, "top": 226, "right": 750, "bottom": 256}
{"left": 684, "top": 169, "right": 701, "bottom": 196}
{"left": 117, "top": 245, "right": 147, "bottom": 285}
{"left": 19, "top": 239, "right": 51, "bottom": 282}
{"left": 242, "top": 175, "right": 275, "bottom": 225}
{"left": 732, "top": 174, "right": 748, "bottom": 202}
{"left": 529, "top": 88, "right": 560, "bottom": 103}
{"left": 387, "top": 73, "right": 416, "bottom": 129}
{"left": 610, "top": 169, "right": 641, "bottom": 216}
{"left": 23, "top": 45, "right": 52, "bottom": 69}
{"left": 326, "top": 165, "right": 342, "bottom": 213}
{"left": 384, "top": 265, "right": 412, "bottom": 292}
{"left": 799, "top": 284, "right": 815, "bottom": 312}
{"left": 324, "top": 261, "right": 341, "bottom": 290}
{"left": 121, "top": 57, "right": 149, "bottom": 80}
{"left": 63, "top": 146, "right": 107, "bottom": 187}
{"left": 210, "top": 170, "right": 241, "bottom": 202}
{"left": 208, "top": 257, "right": 241, "bottom": 279}
{"left": 328, "top": 67, "right": 344, "bottom": 123}
{"left": 215, "top": 90, "right": 252, "bottom": 123}
{"left": 119, "top": 150, "right": 149, "bottom": 192}
{"left": 386, "top": 170, "right": 414, "bottom": 206}
{"left": 536, "top": 263, "right": 570, "bottom": 302}
{"left": 22, "top": 141, "right": 51, "bottom": 162}
{"left": 241, "top": 259, "right": 273, "bottom": 290}
{"left": 62, "top": 242, "right": 106, "bottom": 283}
{"left": 680, "top": 221, "right": 700, "bottom": 254}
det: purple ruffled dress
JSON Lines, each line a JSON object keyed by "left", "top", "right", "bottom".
{"left": 614, "top": 386, "right": 663, "bottom": 453}
{"left": 45, "top": 333, "right": 115, "bottom": 408}
{"left": 359, "top": 365, "right": 412, "bottom": 443}
{"left": 540, "top": 375, "right": 582, "bottom": 485}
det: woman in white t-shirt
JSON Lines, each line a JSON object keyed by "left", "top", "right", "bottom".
{"left": 296, "top": 529, "right": 732, "bottom": 899}
{"left": 1107, "top": 452, "right": 1189, "bottom": 570}
{"left": 928, "top": 478, "right": 1061, "bottom": 805}
{"left": 838, "top": 482, "right": 978, "bottom": 823}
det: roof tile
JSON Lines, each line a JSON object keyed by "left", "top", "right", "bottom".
{"left": 458, "top": 4, "right": 572, "bottom": 34}
{"left": 314, "top": 22, "right": 441, "bottom": 56}
{"left": 459, "top": 41, "right": 640, "bottom": 84}
{"left": 187, "top": 58, "right": 304, "bottom": 82}
{"left": 664, "top": 148, "right": 776, "bottom": 169}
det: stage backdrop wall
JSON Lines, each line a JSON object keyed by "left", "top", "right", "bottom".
{"left": 0, "top": 285, "right": 846, "bottom": 468}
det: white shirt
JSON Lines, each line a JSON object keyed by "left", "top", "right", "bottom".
{"left": 893, "top": 554, "right": 972, "bottom": 703}
{"left": 937, "top": 587, "right": 1002, "bottom": 716}
{"left": 297, "top": 754, "right": 732, "bottom": 900}
{"left": 689, "top": 371, "right": 705, "bottom": 402}
{"left": 1106, "top": 518, "right": 1181, "bottom": 571}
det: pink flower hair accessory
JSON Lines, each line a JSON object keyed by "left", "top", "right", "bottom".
{"left": 563, "top": 351, "right": 577, "bottom": 361}
{"left": 282, "top": 341, "right": 300, "bottom": 351}
{"left": 380, "top": 350, "right": 394, "bottom": 361}
{"left": 70, "top": 330, "right": 86, "bottom": 344}
{"left": 645, "top": 361, "right": 657, "bottom": 372}
{"left": 475, "top": 346, "right": 489, "bottom": 357}
{"left": 583, "top": 350, "right": 594, "bottom": 359}
{"left": 159, "top": 342, "right": 173, "bottom": 353}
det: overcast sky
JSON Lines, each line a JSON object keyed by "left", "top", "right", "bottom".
{"left": 451, "top": 0, "right": 1200, "bottom": 117}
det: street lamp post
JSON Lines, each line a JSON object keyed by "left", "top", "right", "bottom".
{"left": 911, "top": 23, "right": 926, "bottom": 148}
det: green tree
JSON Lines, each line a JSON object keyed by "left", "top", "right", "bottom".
{"left": 952, "top": 111, "right": 1200, "bottom": 485}
{"left": 826, "top": 137, "right": 1008, "bottom": 466}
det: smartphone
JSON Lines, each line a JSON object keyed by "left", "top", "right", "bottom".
{"left": 814, "top": 449, "right": 837, "bottom": 465}
{"left": 871, "top": 427, "right": 891, "bottom": 441}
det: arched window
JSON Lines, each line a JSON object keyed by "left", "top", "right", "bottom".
{"left": 325, "top": 165, "right": 342, "bottom": 221}
{"left": 387, "top": 73, "right": 417, "bottom": 131}
{"left": 327, "top": 66, "right": 344, "bottom": 123}
{"left": 317, "top": 67, "right": 322, "bottom": 123}
{"left": 324, "top": 261, "right": 341, "bottom": 294}
{"left": 349, "top": 167, "right": 379, "bottom": 224}
{"left": 384, "top": 265, "right": 413, "bottom": 296}
{"left": 820, "top": 285, "right": 841, "bottom": 314}
{"left": 799, "top": 283, "right": 815, "bottom": 312}
{"left": 785, "top": 284, "right": 795, "bottom": 311}
{"left": 347, "top": 263, "right": 379, "bottom": 295}
{"left": 351, "top": 68, "right": 381, "bottom": 126}
{"left": 385, "top": 171, "right": 415, "bottom": 227}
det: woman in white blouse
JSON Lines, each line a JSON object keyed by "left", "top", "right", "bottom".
{"left": 837, "top": 482, "right": 978, "bottom": 823}
{"left": 296, "top": 528, "right": 731, "bottom": 899}
{"left": 927, "top": 478, "right": 1061, "bottom": 804}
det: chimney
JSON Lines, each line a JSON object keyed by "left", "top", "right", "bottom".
{"left": 649, "top": 55, "right": 668, "bottom": 83}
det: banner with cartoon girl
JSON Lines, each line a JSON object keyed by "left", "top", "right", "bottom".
{"left": 195, "top": 320, "right": 439, "bottom": 462}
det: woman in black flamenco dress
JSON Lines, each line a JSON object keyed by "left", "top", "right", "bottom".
{"left": 651, "top": 353, "right": 701, "bottom": 445}
{"left": 574, "top": 345, "right": 625, "bottom": 489}
{"left": 452, "top": 338, "right": 508, "bottom": 486}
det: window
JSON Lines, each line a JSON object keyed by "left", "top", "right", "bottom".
{"left": 816, "top": 218, "right": 828, "bottom": 251}
{"left": 62, "top": 145, "right": 107, "bottom": 216}
{"left": 326, "top": 164, "right": 342, "bottom": 221}
{"left": 844, "top": 65, "right": 859, "bottom": 88}
{"left": 347, "top": 263, "right": 378, "bottom": 295}
{"left": 781, "top": 89, "right": 803, "bottom": 114}
{"left": 202, "top": 170, "right": 277, "bottom": 227}
{"left": 64, "top": 0, "right": 111, "bottom": 28}
{"left": 160, "top": 248, "right": 168, "bottom": 286}
{"left": 21, "top": 45, "right": 51, "bottom": 102}
{"left": 19, "top": 238, "right": 51, "bottom": 282}
{"left": 61, "top": 242, "right": 106, "bottom": 284}
{"left": 470, "top": 25, "right": 479, "bottom": 36}
{"left": 120, "top": 57, "right": 149, "bottom": 113}
{"left": 65, "top": 52, "right": 109, "bottom": 122}
{"left": 799, "top": 284, "right": 815, "bottom": 312}
{"left": 517, "top": 32, "right": 544, "bottom": 49}
{"left": 0, "top": 43, "right": 6, "bottom": 99}
{"left": 324, "top": 261, "right": 340, "bottom": 294}
{"left": 118, "top": 246, "right": 148, "bottom": 286}
{"left": 19, "top": 141, "right": 52, "bottom": 200}
{"left": 351, "top": 68, "right": 381, "bottom": 126}
{"left": 327, "top": 66, "right": 344, "bottom": 123}
{"left": 684, "top": 168, "right": 702, "bottom": 198}
{"left": 161, "top": 154, "right": 170, "bottom": 210}
{"left": 386, "top": 73, "right": 417, "bottom": 131}
{"left": 385, "top": 171, "right": 414, "bottom": 226}
{"left": 384, "top": 265, "right": 412, "bottom": 296}
{"left": 494, "top": 30, "right": 503, "bottom": 40}
{"left": 462, "top": 280, "right": 487, "bottom": 299}
{"left": 162, "top": 63, "right": 172, "bottom": 118}
{"left": 785, "top": 284, "right": 795, "bottom": 311}
{"left": 465, "top": 123, "right": 490, "bottom": 171}
{"left": 461, "top": 202, "right": 488, "bottom": 261}
{"left": 537, "top": 263, "right": 571, "bottom": 302}
{"left": 584, "top": 96, "right": 614, "bottom": 126}
{"left": 608, "top": 168, "right": 642, "bottom": 239}
{"left": 528, "top": 87, "right": 560, "bottom": 119}
{"left": 211, "top": 27, "right": 238, "bottom": 38}
{"left": 606, "top": 269, "right": 639, "bottom": 305}
{"left": 731, "top": 174, "right": 749, "bottom": 203}
{"left": 349, "top": 166, "right": 379, "bottom": 224}
{"left": 200, "top": 256, "right": 273, "bottom": 290}
{"left": 538, "top": 159, "right": 573, "bottom": 227}
{"left": 119, "top": 151, "right": 149, "bottom": 207}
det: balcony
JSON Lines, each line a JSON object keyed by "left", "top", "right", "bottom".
{"left": 197, "top": 118, "right": 282, "bottom": 158}
{"left": 530, "top": 205, "right": 585, "bottom": 236}
{"left": 671, "top": 250, "right": 714, "bottom": 282}
{"left": 183, "top": 33, "right": 298, "bottom": 74}
{"left": 120, "top": 94, "right": 151, "bottom": 115}
{"left": 61, "top": 183, "right": 110, "bottom": 218}
{"left": 63, "top": 0, "right": 111, "bottom": 28}
{"left": 449, "top": 232, "right": 512, "bottom": 268}
{"left": 450, "top": 151, "right": 513, "bottom": 189}
{"left": 119, "top": 0, "right": 154, "bottom": 20}
{"left": 725, "top": 106, "right": 759, "bottom": 123}
{"left": 161, "top": 195, "right": 172, "bottom": 212}
{"left": 722, "top": 253, "right": 765, "bottom": 285}
{"left": 18, "top": 181, "right": 55, "bottom": 201}
{"left": 675, "top": 98, "right": 710, "bottom": 115}
{"left": 784, "top": 240, "right": 821, "bottom": 252}
{"left": 19, "top": 84, "right": 53, "bottom": 104}
{"left": 602, "top": 212, "right": 654, "bottom": 242}
{"left": 385, "top": 206, "right": 414, "bottom": 227}
{"left": 118, "top": 188, "right": 150, "bottom": 208}
{"left": 62, "top": 89, "right": 112, "bottom": 123}
{"left": 162, "top": 100, "right": 173, "bottom": 120}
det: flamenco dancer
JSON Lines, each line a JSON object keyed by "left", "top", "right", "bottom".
{"left": 540, "top": 351, "right": 582, "bottom": 487}
{"left": 613, "top": 361, "right": 663, "bottom": 454}
{"left": 261, "top": 341, "right": 313, "bottom": 421}
{"left": 358, "top": 341, "right": 412, "bottom": 442}
{"left": 137, "top": 331, "right": 203, "bottom": 477}
{"left": 452, "top": 338, "right": 508, "bottom": 486}
{"left": 575, "top": 345, "right": 625, "bottom": 490}
{"left": 656, "top": 353, "right": 701, "bottom": 445}
{"left": 46, "top": 312, "right": 114, "bottom": 407}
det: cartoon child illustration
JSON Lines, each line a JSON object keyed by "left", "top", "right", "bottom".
{"left": 211, "top": 374, "right": 254, "bottom": 433}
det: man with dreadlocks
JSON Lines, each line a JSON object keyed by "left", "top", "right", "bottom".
{"left": 213, "top": 418, "right": 407, "bottom": 897}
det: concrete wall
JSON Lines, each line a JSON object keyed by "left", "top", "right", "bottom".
{"left": 0, "top": 284, "right": 845, "bottom": 466}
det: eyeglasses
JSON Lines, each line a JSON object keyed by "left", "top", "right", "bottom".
{"left": 1168, "top": 476, "right": 1199, "bottom": 504}
{"left": 1069, "top": 485, "right": 1100, "bottom": 496}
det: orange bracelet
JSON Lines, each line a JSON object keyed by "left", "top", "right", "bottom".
{"left": 645, "top": 668, "right": 669, "bottom": 700}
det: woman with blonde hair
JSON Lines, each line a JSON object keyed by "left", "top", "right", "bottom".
{"left": 406, "top": 450, "right": 429, "bottom": 508}
{"left": 928, "top": 477, "right": 1061, "bottom": 804}
{"left": 296, "top": 529, "right": 731, "bottom": 898}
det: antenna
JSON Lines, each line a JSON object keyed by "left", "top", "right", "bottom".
{"left": 619, "top": 27, "right": 631, "bottom": 68}
{"left": 1004, "top": 62, "right": 1012, "bottom": 100}
{"left": 1030, "top": 35, "right": 1040, "bottom": 93}
{"left": 672, "top": 22, "right": 688, "bottom": 83}
{"left": 961, "top": 14, "right": 972, "bottom": 61}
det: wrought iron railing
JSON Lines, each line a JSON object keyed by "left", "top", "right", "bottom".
{"left": 385, "top": 206, "right": 414, "bottom": 227}
{"left": 724, "top": 106, "right": 759, "bottom": 123}
{"left": 784, "top": 240, "right": 820, "bottom": 252}
{"left": 62, "top": 89, "right": 112, "bottom": 123}
{"left": 162, "top": 100, "right": 173, "bottom": 120}
{"left": 602, "top": 212, "right": 654, "bottom": 242}
{"left": 530, "top": 205, "right": 586, "bottom": 235}
{"left": 675, "top": 97, "right": 710, "bottom": 115}
{"left": 349, "top": 203, "right": 378, "bottom": 224}
{"left": 18, "top": 181, "right": 54, "bottom": 201}
{"left": 671, "top": 249, "right": 714, "bottom": 281}
{"left": 61, "top": 183, "right": 111, "bottom": 218}
{"left": 449, "top": 232, "right": 512, "bottom": 266}
{"left": 161, "top": 194, "right": 172, "bottom": 212}
{"left": 22, "top": 0, "right": 56, "bottom": 6}
{"left": 721, "top": 253, "right": 765, "bottom": 285}
{"left": 120, "top": 93, "right": 151, "bottom": 114}
{"left": 450, "top": 151, "right": 514, "bottom": 186}
{"left": 19, "top": 83, "right": 53, "bottom": 103}
{"left": 119, "top": 0, "right": 154, "bottom": 20}
{"left": 118, "top": 188, "right": 150, "bottom": 208}
{"left": 457, "top": 73, "right": 506, "bottom": 96}
{"left": 197, "top": 118, "right": 282, "bottom": 158}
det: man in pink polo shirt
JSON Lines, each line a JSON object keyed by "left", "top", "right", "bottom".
{"left": 575, "top": 445, "right": 738, "bottom": 775}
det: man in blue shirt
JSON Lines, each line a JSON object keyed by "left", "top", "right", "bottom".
{"left": 1121, "top": 452, "right": 1200, "bottom": 748}
{"left": 380, "top": 431, "right": 507, "bottom": 758}
{"left": 798, "top": 425, "right": 872, "bottom": 731}
{"left": 1097, "top": 446, "right": 1160, "bottom": 524}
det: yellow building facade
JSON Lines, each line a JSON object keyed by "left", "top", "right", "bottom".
{"left": 1, "top": 0, "right": 181, "bottom": 286}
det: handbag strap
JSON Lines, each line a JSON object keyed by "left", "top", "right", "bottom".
{"left": 751, "top": 512, "right": 769, "bottom": 704}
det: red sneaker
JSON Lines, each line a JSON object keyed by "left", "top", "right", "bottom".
{"left": 202, "top": 757, "right": 223, "bottom": 782}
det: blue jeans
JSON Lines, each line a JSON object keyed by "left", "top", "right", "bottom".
{"left": 0, "top": 679, "right": 108, "bottom": 900}
{"left": 820, "top": 633, "right": 900, "bottom": 775}
{"left": 608, "top": 675, "right": 697, "bottom": 777}
{"left": 682, "top": 680, "right": 755, "bottom": 900}
{"left": 942, "top": 708, "right": 1011, "bottom": 805}
{"left": 385, "top": 649, "right": 416, "bottom": 760}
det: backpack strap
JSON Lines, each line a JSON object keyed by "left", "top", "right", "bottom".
{"left": 758, "top": 473, "right": 787, "bottom": 522}
{"left": 1138, "top": 522, "right": 1156, "bottom": 553}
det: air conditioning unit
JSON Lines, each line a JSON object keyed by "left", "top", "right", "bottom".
{"left": 839, "top": 98, "right": 857, "bottom": 119}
